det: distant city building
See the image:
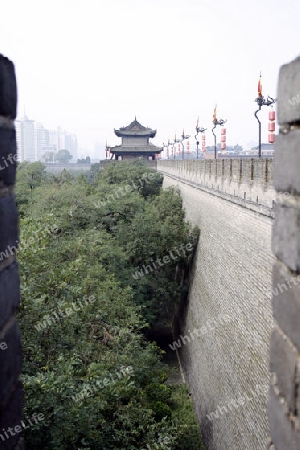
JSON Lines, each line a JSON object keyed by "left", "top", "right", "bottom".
{"left": 65, "top": 133, "right": 78, "bottom": 160}
{"left": 109, "top": 118, "right": 163, "bottom": 160}
{"left": 15, "top": 118, "right": 78, "bottom": 162}
{"left": 20, "top": 116, "right": 36, "bottom": 162}
{"left": 36, "top": 123, "right": 49, "bottom": 160}
{"left": 48, "top": 129, "right": 59, "bottom": 153}
{"left": 57, "top": 127, "right": 66, "bottom": 151}
{"left": 243, "top": 143, "right": 275, "bottom": 156}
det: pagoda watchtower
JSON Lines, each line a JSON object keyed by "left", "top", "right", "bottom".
{"left": 109, "top": 118, "right": 162, "bottom": 160}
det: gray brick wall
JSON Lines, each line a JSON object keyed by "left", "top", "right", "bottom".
{"left": 0, "top": 55, "right": 23, "bottom": 450}
{"left": 267, "top": 55, "right": 300, "bottom": 450}
{"left": 162, "top": 174, "right": 273, "bottom": 450}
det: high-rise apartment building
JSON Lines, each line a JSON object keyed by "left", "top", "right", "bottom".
{"left": 16, "top": 117, "right": 78, "bottom": 162}
{"left": 65, "top": 133, "right": 78, "bottom": 160}
{"left": 36, "top": 123, "right": 49, "bottom": 160}
{"left": 21, "top": 116, "right": 36, "bottom": 162}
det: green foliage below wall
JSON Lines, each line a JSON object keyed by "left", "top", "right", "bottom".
{"left": 16, "top": 161, "right": 202, "bottom": 450}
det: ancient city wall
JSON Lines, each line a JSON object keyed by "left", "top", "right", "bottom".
{"left": 157, "top": 158, "right": 277, "bottom": 449}
{"left": 157, "top": 57, "right": 300, "bottom": 450}
{"left": 161, "top": 169, "right": 274, "bottom": 450}
{"left": 158, "top": 158, "right": 275, "bottom": 214}
{"left": 0, "top": 55, "right": 23, "bottom": 449}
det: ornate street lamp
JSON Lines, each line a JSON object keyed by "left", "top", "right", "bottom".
{"left": 195, "top": 118, "right": 206, "bottom": 160}
{"left": 174, "top": 134, "right": 181, "bottom": 159}
{"left": 166, "top": 137, "right": 176, "bottom": 160}
{"left": 180, "top": 130, "right": 190, "bottom": 160}
{"left": 212, "top": 105, "right": 227, "bottom": 159}
{"left": 167, "top": 139, "right": 174, "bottom": 160}
{"left": 254, "top": 73, "right": 276, "bottom": 158}
{"left": 162, "top": 142, "right": 169, "bottom": 159}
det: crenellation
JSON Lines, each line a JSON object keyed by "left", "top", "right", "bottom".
{"left": 157, "top": 158, "right": 275, "bottom": 209}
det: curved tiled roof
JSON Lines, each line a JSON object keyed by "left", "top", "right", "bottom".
{"left": 114, "top": 118, "right": 156, "bottom": 138}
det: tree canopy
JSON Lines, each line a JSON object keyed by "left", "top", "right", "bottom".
{"left": 55, "top": 149, "right": 73, "bottom": 164}
{"left": 16, "top": 160, "right": 202, "bottom": 450}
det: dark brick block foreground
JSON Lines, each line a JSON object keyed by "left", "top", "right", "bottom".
{"left": 268, "top": 54, "right": 300, "bottom": 448}
{"left": 0, "top": 55, "right": 23, "bottom": 450}
{"left": 270, "top": 327, "right": 298, "bottom": 412}
{"left": 0, "top": 263, "right": 20, "bottom": 331}
{"left": 0, "top": 196, "right": 18, "bottom": 257}
{"left": 0, "top": 128, "right": 17, "bottom": 186}
{"left": 268, "top": 384, "right": 300, "bottom": 450}
{"left": 0, "top": 381, "right": 24, "bottom": 450}
{"left": 0, "top": 321, "right": 22, "bottom": 407}
{"left": 272, "top": 262, "right": 300, "bottom": 351}
{"left": 0, "top": 55, "right": 17, "bottom": 120}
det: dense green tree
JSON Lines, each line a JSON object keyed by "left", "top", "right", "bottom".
{"left": 55, "top": 149, "right": 73, "bottom": 164}
{"left": 15, "top": 161, "right": 49, "bottom": 216}
{"left": 16, "top": 161, "right": 202, "bottom": 450}
{"left": 42, "top": 151, "right": 56, "bottom": 163}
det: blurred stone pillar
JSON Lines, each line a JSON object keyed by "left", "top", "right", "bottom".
{"left": 268, "top": 56, "right": 300, "bottom": 450}
{"left": 0, "top": 54, "right": 23, "bottom": 450}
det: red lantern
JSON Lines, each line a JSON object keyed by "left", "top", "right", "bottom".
{"left": 268, "top": 122, "right": 275, "bottom": 132}
{"left": 269, "top": 110, "right": 275, "bottom": 121}
{"left": 268, "top": 133, "right": 275, "bottom": 143}
{"left": 268, "top": 109, "right": 275, "bottom": 143}
{"left": 201, "top": 134, "right": 206, "bottom": 152}
{"left": 177, "top": 143, "right": 181, "bottom": 155}
{"left": 221, "top": 128, "right": 226, "bottom": 150}
{"left": 187, "top": 141, "right": 190, "bottom": 154}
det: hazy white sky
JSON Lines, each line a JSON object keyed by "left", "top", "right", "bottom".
{"left": 1, "top": 0, "right": 300, "bottom": 157}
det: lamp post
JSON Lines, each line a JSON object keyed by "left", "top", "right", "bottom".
{"left": 254, "top": 73, "right": 276, "bottom": 158}
{"left": 174, "top": 134, "right": 181, "bottom": 160}
{"left": 166, "top": 141, "right": 170, "bottom": 160}
{"left": 167, "top": 138, "right": 175, "bottom": 160}
{"left": 180, "top": 130, "right": 190, "bottom": 160}
{"left": 162, "top": 142, "right": 168, "bottom": 160}
{"left": 167, "top": 139, "right": 175, "bottom": 160}
{"left": 195, "top": 120, "right": 206, "bottom": 160}
{"left": 212, "top": 105, "right": 227, "bottom": 159}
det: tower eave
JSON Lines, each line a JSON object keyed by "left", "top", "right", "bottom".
{"left": 114, "top": 129, "right": 156, "bottom": 138}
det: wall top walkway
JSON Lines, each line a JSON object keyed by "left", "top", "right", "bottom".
{"left": 157, "top": 158, "right": 276, "bottom": 216}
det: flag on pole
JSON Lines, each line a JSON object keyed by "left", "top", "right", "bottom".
{"left": 196, "top": 117, "right": 199, "bottom": 128}
{"left": 213, "top": 104, "right": 217, "bottom": 122}
{"left": 258, "top": 73, "right": 263, "bottom": 98}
